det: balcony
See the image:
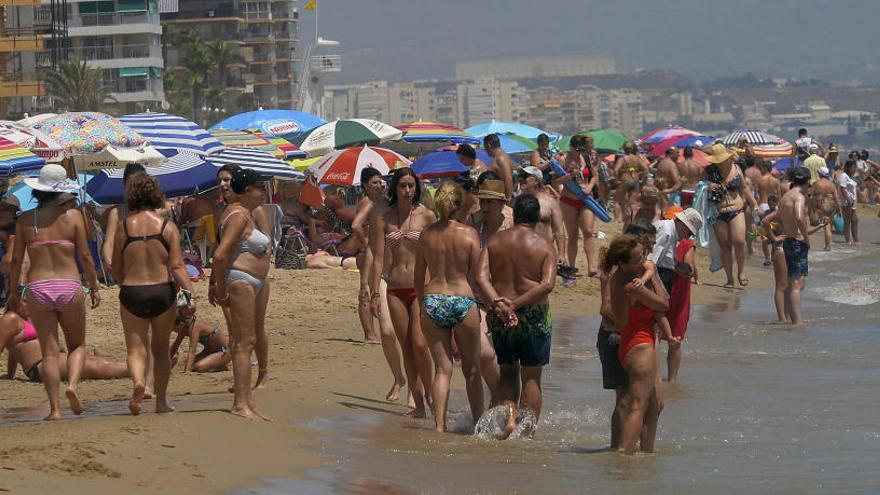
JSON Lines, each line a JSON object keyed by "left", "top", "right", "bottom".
{"left": 0, "top": 27, "right": 44, "bottom": 52}
{"left": 69, "top": 12, "right": 162, "bottom": 36}
{"left": 0, "top": 71, "right": 45, "bottom": 97}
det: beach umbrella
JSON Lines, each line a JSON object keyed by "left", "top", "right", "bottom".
{"left": 211, "top": 130, "right": 305, "bottom": 160}
{"left": 120, "top": 112, "right": 225, "bottom": 156}
{"left": 721, "top": 130, "right": 787, "bottom": 147}
{"left": 211, "top": 109, "right": 326, "bottom": 140}
{"left": 465, "top": 121, "right": 559, "bottom": 141}
{"left": 17, "top": 113, "right": 57, "bottom": 128}
{"left": 296, "top": 119, "right": 404, "bottom": 156}
{"left": 0, "top": 121, "right": 41, "bottom": 148}
{"left": 288, "top": 156, "right": 321, "bottom": 172}
{"left": 497, "top": 133, "right": 537, "bottom": 154}
{"left": 0, "top": 136, "right": 45, "bottom": 176}
{"left": 72, "top": 144, "right": 166, "bottom": 170}
{"left": 411, "top": 149, "right": 492, "bottom": 179}
{"left": 583, "top": 129, "right": 628, "bottom": 153}
{"left": 773, "top": 157, "right": 794, "bottom": 171}
{"left": 309, "top": 146, "right": 408, "bottom": 186}
{"left": 397, "top": 121, "right": 480, "bottom": 145}
{"left": 31, "top": 112, "right": 146, "bottom": 155}
{"left": 740, "top": 143, "right": 793, "bottom": 158}
{"left": 676, "top": 149, "right": 710, "bottom": 167}
{"left": 85, "top": 149, "right": 219, "bottom": 204}
{"left": 641, "top": 125, "right": 700, "bottom": 145}
{"left": 205, "top": 147, "right": 305, "bottom": 180}
{"left": 649, "top": 134, "right": 715, "bottom": 158}
{"left": 11, "top": 172, "right": 96, "bottom": 210}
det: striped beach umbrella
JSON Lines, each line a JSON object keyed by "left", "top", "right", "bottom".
{"left": 206, "top": 147, "right": 304, "bottom": 180}
{"left": 296, "top": 119, "right": 404, "bottom": 156}
{"left": 0, "top": 136, "right": 45, "bottom": 176}
{"left": 120, "top": 113, "right": 225, "bottom": 156}
{"left": 309, "top": 146, "right": 409, "bottom": 186}
{"left": 641, "top": 125, "right": 700, "bottom": 145}
{"left": 211, "top": 130, "right": 304, "bottom": 160}
{"left": 721, "top": 130, "right": 787, "bottom": 147}
{"left": 86, "top": 149, "right": 218, "bottom": 204}
{"left": 398, "top": 121, "right": 480, "bottom": 145}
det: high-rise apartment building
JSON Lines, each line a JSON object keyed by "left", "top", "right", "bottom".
{"left": 162, "top": 0, "right": 300, "bottom": 109}
{"left": 0, "top": 0, "right": 45, "bottom": 116}
{"left": 525, "top": 85, "right": 644, "bottom": 136}
{"left": 456, "top": 79, "right": 526, "bottom": 129}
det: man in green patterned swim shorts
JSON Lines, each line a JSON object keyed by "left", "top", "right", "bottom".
{"left": 477, "top": 195, "right": 556, "bottom": 438}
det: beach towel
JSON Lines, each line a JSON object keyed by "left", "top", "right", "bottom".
{"left": 694, "top": 181, "right": 723, "bottom": 273}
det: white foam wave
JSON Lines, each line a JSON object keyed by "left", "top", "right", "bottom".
{"left": 814, "top": 275, "right": 880, "bottom": 306}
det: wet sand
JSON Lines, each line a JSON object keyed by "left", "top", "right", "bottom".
{"left": 0, "top": 222, "right": 769, "bottom": 494}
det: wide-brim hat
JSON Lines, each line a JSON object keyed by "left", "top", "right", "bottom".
{"left": 24, "top": 164, "right": 80, "bottom": 193}
{"left": 477, "top": 179, "right": 506, "bottom": 201}
{"left": 706, "top": 143, "right": 734, "bottom": 164}
{"left": 675, "top": 207, "right": 703, "bottom": 237}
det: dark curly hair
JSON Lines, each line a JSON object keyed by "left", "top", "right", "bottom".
{"left": 387, "top": 167, "right": 421, "bottom": 207}
{"left": 125, "top": 173, "right": 165, "bottom": 212}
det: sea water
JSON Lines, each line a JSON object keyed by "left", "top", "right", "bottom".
{"left": 236, "top": 224, "right": 880, "bottom": 494}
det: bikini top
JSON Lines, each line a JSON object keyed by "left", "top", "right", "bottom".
{"left": 385, "top": 206, "right": 421, "bottom": 249}
{"left": 726, "top": 173, "right": 743, "bottom": 192}
{"left": 122, "top": 216, "right": 171, "bottom": 254}
{"left": 222, "top": 210, "right": 270, "bottom": 257}
{"left": 29, "top": 207, "right": 74, "bottom": 247}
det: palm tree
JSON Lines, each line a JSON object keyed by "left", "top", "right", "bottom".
{"left": 207, "top": 40, "right": 240, "bottom": 89}
{"left": 44, "top": 59, "right": 113, "bottom": 112}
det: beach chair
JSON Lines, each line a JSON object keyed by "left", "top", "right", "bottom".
{"left": 275, "top": 224, "right": 309, "bottom": 269}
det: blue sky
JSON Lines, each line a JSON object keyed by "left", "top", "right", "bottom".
{"left": 300, "top": 0, "right": 879, "bottom": 84}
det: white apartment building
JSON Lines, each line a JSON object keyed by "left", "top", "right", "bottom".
{"left": 526, "top": 85, "right": 644, "bottom": 137}
{"left": 456, "top": 79, "right": 526, "bottom": 128}
{"left": 388, "top": 82, "right": 435, "bottom": 124}
{"left": 39, "top": 0, "right": 165, "bottom": 107}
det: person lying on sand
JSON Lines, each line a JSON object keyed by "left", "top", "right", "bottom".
{"left": 0, "top": 305, "right": 128, "bottom": 383}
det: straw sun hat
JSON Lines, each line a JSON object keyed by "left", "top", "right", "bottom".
{"left": 705, "top": 143, "right": 734, "bottom": 164}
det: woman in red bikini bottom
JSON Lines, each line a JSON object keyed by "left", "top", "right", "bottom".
{"left": 555, "top": 135, "right": 599, "bottom": 279}
{"left": 369, "top": 167, "right": 437, "bottom": 417}
{"left": 604, "top": 234, "right": 669, "bottom": 454}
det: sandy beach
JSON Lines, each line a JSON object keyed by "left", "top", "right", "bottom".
{"left": 1, "top": 221, "right": 773, "bottom": 494}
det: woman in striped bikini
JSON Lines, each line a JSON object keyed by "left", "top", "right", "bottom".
{"left": 369, "top": 167, "right": 437, "bottom": 418}
{"left": 7, "top": 164, "right": 101, "bottom": 421}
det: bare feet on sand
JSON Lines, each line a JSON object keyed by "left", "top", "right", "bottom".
{"left": 253, "top": 370, "right": 268, "bottom": 390}
{"left": 155, "top": 403, "right": 175, "bottom": 414}
{"left": 129, "top": 383, "right": 145, "bottom": 416}
{"left": 230, "top": 406, "right": 272, "bottom": 421}
{"left": 386, "top": 378, "right": 405, "bottom": 402}
{"left": 45, "top": 410, "right": 62, "bottom": 421}
{"left": 404, "top": 407, "right": 426, "bottom": 419}
{"left": 65, "top": 388, "right": 84, "bottom": 415}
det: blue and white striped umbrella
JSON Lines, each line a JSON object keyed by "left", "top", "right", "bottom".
{"left": 120, "top": 112, "right": 225, "bottom": 156}
{"left": 86, "top": 149, "right": 219, "bottom": 204}
{"left": 205, "top": 147, "right": 304, "bottom": 180}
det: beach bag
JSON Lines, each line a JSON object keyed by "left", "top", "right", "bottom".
{"left": 275, "top": 230, "right": 309, "bottom": 269}
{"left": 832, "top": 213, "right": 844, "bottom": 234}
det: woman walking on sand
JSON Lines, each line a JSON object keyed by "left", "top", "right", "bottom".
{"left": 414, "top": 181, "right": 483, "bottom": 432}
{"left": 112, "top": 173, "right": 194, "bottom": 415}
{"left": 369, "top": 167, "right": 436, "bottom": 418}
{"left": 213, "top": 168, "right": 273, "bottom": 421}
{"left": 7, "top": 164, "right": 101, "bottom": 420}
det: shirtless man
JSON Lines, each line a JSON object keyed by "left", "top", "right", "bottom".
{"left": 614, "top": 141, "right": 648, "bottom": 219}
{"left": 476, "top": 194, "right": 556, "bottom": 438}
{"left": 654, "top": 147, "right": 683, "bottom": 209}
{"left": 777, "top": 167, "right": 826, "bottom": 325}
{"left": 351, "top": 168, "right": 406, "bottom": 401}
{"left": 753, "top": 159, "right": 784, "bottom": 208}
{"left": 519, "top": 166, "right": 566, "bottom": 266}
{"left": 677, "top": 146, "right": 703, "bottom": 208}
{"left": 483, "top": 133, "right": 515, "bottom": 202}
{"left": 456, "top": 144, "right": 491, "bottom": 181}
{"left": 809, "top": 167, "right": 841, "bottom": 251}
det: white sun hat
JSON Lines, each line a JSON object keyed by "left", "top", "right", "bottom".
{"left": 24, "top": 164, "right": 81, "bottom": 193}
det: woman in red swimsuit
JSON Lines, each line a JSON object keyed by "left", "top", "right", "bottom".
{"left": 369, "top": 167, "right": 436, "bottom": 418}
{"left": 555, "top": 135, "right": 599, "bottom": 279}
{"left": 605, "top": 234, "right": 669, "bottom": 454}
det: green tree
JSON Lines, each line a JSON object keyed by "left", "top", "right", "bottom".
{"left": 45, "top": 59, "right": 114, "bottom": 112}
{"left": 207, "top": 40, "right": 239, "bottom": 89}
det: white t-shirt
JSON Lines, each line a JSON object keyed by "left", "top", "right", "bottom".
{"left": 838, "top": 172, "right": 857, "bottom": 207}
{"left": 650, "top": 219, "right": 677, "bottom": 269}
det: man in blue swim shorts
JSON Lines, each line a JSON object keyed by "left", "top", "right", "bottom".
{"left": 477, "top": 195, "right": 556, "bottom": 438}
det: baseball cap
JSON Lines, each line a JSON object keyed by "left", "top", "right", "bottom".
{"left": 817, "top": 166, "right": 830, "bottom": 178}
{"left": 230, "top": 168, "right": 264, "bottom": 194}
{"left": 519, "top": 166, "right": 543, "bottom": 182}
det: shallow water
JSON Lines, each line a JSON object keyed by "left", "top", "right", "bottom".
{"left": 233, "top": 221, "right": 880, "bottom": 495}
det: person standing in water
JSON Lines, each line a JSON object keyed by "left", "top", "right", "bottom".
{"left": 415, "top": 182, "right": 483, "bottom": 432}
{"left": 477, "top": 195, "right": 556, "bottom": 438}
{"left": 777, "top": 167, "right": 825, "bottom": 325}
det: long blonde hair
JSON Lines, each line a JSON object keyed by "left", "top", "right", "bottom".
{"left": 434, "top": 181, "right": 464, "bottom": 221}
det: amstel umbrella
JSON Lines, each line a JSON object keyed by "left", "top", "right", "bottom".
{"left": 309, "top": 146, "right": 409, "bottom": 186}
{"left": 297, "top": 119, "right": 404, "bottom": 156}
{"left": 86, "top": 149, "right": 218, "bottom": 203}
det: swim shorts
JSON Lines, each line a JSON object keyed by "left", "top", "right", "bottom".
{"left": 488, "top": 304, "right": 552, "bottom": 367}
{"left": 783, "top": 237, "right": 809, "bottom": 278}
{"left": 657, "top": 266, "right": 675, "bottom": 294}
{"left": 597, "top": 327, "right": 628, "bottom": 390}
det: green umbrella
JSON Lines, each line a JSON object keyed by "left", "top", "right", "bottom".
{"left": 557, "top": 130, "right": 628, "bottom": 153}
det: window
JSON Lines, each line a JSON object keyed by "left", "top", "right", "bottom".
{"left": 118, "top": 0, "right": 147, "bottom": 12}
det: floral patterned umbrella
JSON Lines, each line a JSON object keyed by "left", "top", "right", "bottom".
{"left": 31, "top": 112, "right": 147, "bottom": 155}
